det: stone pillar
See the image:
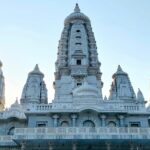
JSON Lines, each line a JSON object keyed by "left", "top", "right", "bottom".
{"left": 100, "top": 114, "right": 106, "bottom": 127}
{"left": 72, "top": 143, "right": 77, "bottom": 150}
{"left": 106, "top": 142, "right": 111, "bottom": 150}
{"left": 21, "top": 142, "right": 25, "bottom": 150}
{"left": 71, "top": 114, "right": 78, "bottom": 127}
{"left": 52, "top": 114, "right": 59, "bottom": 127}
{"left": 118, "top": 115, "right": 124, "bottom": 127}
{"left": 49, "top": 142, "right": 53, "bottom": 150}
{"left": 130, "top": 143, "right": 134, "bottom": 150}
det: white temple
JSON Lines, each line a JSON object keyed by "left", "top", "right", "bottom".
{"left": 0, "top": 4, "right": 150, "bottom": 150}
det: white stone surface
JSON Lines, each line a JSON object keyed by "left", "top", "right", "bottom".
{"left": 0, "top": 60, "right": 5, "bottom": 110}
{"left": 20, "top": 64, "right": 48, "bottom": 104}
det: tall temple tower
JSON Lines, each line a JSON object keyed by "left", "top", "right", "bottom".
{"left": 54, "top": 4, "right": 103, "bottom": 103}
{"left": 0, "top": 60, "right": 5, "bottom": 110}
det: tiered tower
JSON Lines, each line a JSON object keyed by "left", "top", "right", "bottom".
{"left": 109, "top": 65, "right": 136, "bottom": 100}
{"left": 20, "top": 64, "right": 48, "bottom": 104}
{"left": 54, "top": 4, "right": 103, "bottom": 103}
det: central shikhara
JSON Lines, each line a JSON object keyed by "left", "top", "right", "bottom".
{"left": 0, "top": 4, "right": 149, "bottom": 150}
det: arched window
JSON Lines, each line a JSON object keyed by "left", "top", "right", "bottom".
{"left": 8, "top": 127, "right": 15, "bottom": 135}
{"left": 108, "top": 121, "right": 116, "bottom": 127}
{"left": 83, "top": 120, "right": 95, "bottom": 127}
{"left": 61, "top": 121, "right": 69, "bottom": 127}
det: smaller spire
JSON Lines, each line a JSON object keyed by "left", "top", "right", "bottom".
{"left": 34, "top": 64, "right": 40, "bottom": 72}
{"left": 74, "top": 3, "right": 80, "bottom": 12}
{"left": 117, "top": 65, "right": 123, "bottom": 72}
{"left": 15, "top": 97, "right": 19, "bottom": 104}
{"left": 113, "top": 65, "right": 126, "bottom": 78}
{"left": 137, "top": 88, "right": 144, "bottom": 101}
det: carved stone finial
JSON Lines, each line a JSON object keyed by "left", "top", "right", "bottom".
{"left": 74, "top": 3, "right": 80, "bottom": 12}
{"left": 117, "top": 65, "right": 123, "bottom": 72}
{"left": 34, "top": 64, "right": 39, "bottom": 71}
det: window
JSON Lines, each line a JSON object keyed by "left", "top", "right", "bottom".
{"left": 76, "top": 36, "right": 81, "bottom": 39}
{"left": 75, "top": 43, "right": 82, "bottom": 45}
{"left": 76, "top": 59, "right": 81, "bottom": 65}
{"left": 76, "top": 30, "right": 80, "bottom": 32}
{"left": 130, "top": 122, "right": 141, "bottom": 127}
{"left": 36, "top": 121, "right": 48, "bottom": 127}
{"left": 77, "top": 83, "right": 82, "bottom": 86}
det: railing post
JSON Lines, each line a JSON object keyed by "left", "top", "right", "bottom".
{"left": 49, "top": 142, "right": 53, "bottom": 150}
{"left": 21, "top": 141, "right": 25, "bottom": 150}
{"left": 72, "top": 143, "right": 77, "bottom": 150}
{"left": 100, "top": 114, "right": 106, "bottom": 127}
{"left": 52, "top": 114, "right": 60, "bottom": 127}
{"left": 118, "top": 115, "right": 125, "bottom": 127}
{"left": 130, "top": 143, "right": 134, "bottom": 150}
{"left": 106, "top": 142, "right": 111, "bottom": 150}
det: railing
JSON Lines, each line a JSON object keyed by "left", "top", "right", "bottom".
{"left": 0, "top": 135, "right": 17, "bottom": 146}
{"left": 13, "top": 127, "right": 150, "bottom": 140}
{"left": 24, "top": 102, "right": 145, "bottom": 113}
{"left": 0, "top": 135, "right": 12, "bottom": 142}
{"left": 36, "top": 104, "right": 52, "bottom": 111}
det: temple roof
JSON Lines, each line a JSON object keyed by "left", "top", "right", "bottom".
{"left": 29, "top": 64, "right": 44, "bottom": 76}
{"left": 64, "top": 3, "right": 90, "bottom": 24}
{"left": 112, "top": 65, "right": 127, "bottom": 78}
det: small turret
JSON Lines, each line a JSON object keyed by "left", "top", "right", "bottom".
{"left": 109, "top": 65, "right": 136, "bottom": 100}
{"left": 20, "top": 64, "right": 48, "bottom": 104}
{"left": 0, "top": 60, "right": 5, "bottom": 110}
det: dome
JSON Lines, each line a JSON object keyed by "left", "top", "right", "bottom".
{"left": 3, "top": 99, "right": 26, "bottom": 119}
{"left": 64, "top": 3, "right": 90, "bottom": 24}
{"left": 73, "top": 80, "right": 99, "bottom": 97}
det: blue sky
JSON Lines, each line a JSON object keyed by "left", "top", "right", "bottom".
{"left": 0, "top": 0, "right": 150, "bottom": 107}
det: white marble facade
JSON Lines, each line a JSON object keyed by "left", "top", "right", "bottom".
{"left": 0, "top": 3, "right": 150, "bottom": 150}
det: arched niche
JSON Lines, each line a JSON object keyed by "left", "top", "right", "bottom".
{"left": 7, "top": 126, "right": 15, "bottom": 135}
{"left": 107, "top": 121, "right": 117, "bottom": 127}
{"left": 60, "top": 121, "right": 69, "bottom": 127}
{"left": 83, "top": 120, "right": 95, "bottom": 127}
